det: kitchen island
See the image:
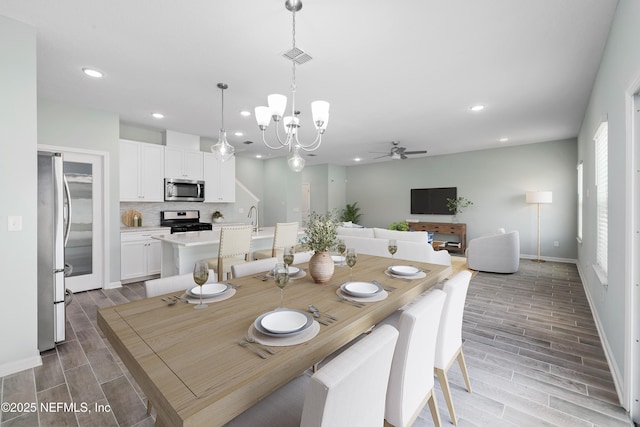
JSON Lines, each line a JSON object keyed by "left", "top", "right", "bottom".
{"left": 153, "top": 226, "right": 301, "bottom": 277}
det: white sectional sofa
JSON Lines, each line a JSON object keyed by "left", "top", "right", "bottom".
{"left": 336, "top": 226, "right": 451, "bottom": 266}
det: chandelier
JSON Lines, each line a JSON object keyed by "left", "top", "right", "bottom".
{"left": 254, "top": 0, "right": 330, "bottom": 172}
{"left": 210, "top": 83, "right": 235, "bottom": 162}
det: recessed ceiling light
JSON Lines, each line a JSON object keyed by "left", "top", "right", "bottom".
{"left": 354, "top": 158, "right": 361, "bottom": 162}
{"left": 469, "top": 104, "right": 485, "bottom": 112}
{"left": 240, "top": 110, "right": 251, "bottom": 117}
{"left": 499, "top": 137, "right": 509, "bottom": 142}
{"left": 234, "top": 131, "right": 243, "bottom": 137}
{"left": 82, "top": 68, "right": 103, "bottom": 78}
{"left": 151, "top": 112, "right": 164, "bottom": 119}
{"left": 256, "top": 154, "right": 263, "bottom": 159}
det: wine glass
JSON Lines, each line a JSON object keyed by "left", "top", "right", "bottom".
{"left": 283, "top": 246, "right": 295, "bottom": 267}
{"left": 337, "top": 239, "right": 346, "bottom": 265}
{"left": 274, "top": 262, "right": 290, "bottom": 309}
{"left": 192, "top": 260, "right": 209, "bottom": 310}
{"left": 345, "top": 248, "right": 357, "bottom": 282}
{"left": 388, "top": 239, "right": 398, "bottom": 264}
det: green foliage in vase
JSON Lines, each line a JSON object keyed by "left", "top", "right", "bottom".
{"left": 212, "top": 210, "right": 224, "bottom": 219}
{"left": 301, "top": 211, "right": 340, "bottom": 253}
{"left": 341, "top": 202, "right": 362, "bottom": 224}
{"left": 388, "top": 221, "right": 409, "bottom": 231}
{"left": 446, "top": 197, "right": 473, "bottom": 214}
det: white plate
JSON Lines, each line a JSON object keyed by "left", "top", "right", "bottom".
{"left": 187, "top": 283, "right": 229, "bottom": 298}
{"left": 288, "top": 266, "right": 300, "bottom": 276}
{"left": 260, "top": 310, "right": 309, "bottom": 334}
{"left": 341, "top": 281, "right": 383, "bottom": 298}
{"left": 390, "top": 265, "right": 421, "bottom": 276}
{"left": 332, "top": 255, "right": 345, "bottom": 264}
{"left": 254, "top": 310, "right": 314, "bottom": 337}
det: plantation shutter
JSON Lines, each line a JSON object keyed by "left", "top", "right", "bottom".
{"left": 594, "top": 121, "right": 608, "bottom": 276}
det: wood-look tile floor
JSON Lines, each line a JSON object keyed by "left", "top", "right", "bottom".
{"left": 0, "top": 261, "right": 632, "bottom": 426}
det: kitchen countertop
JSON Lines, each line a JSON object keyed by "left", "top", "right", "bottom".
{"left": 120, "top": 226, "right": 171, "bottom": 233}
{"left": 151, "top": 226, "right": 279, "bottom": 247}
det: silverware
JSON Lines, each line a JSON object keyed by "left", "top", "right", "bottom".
{"left": 372, "top": 280, "right": 395, "bottom": 292}
{"left": 308, "top": 304, "right": 338, "bottom": 321}
{"left": 238, "top": 340, "right": 267, "bottom": 359}
{"left": 244, "top": 334, "right": 275, "bottom": 354}
{"left": 253, "top": 275, "right": 269, "bottom": 281}
{"left": 337, "top": 295, "right": 365, "bottom": 308}
{"left": 228, "top": 282, "right": 241, "bottom": 289}
{"left": 161, "top": 297, "right": 177, "bottom": 306}
{"left": 173, "top": 295, "right": 189, "bottom": 303}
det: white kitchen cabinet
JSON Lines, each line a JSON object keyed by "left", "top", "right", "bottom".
{"left": 119, "top": 139, "right": 165, "bottom": 202}
{"left": 120, "top": 229, "right": 168, "bottom": 283}
{"left": 165, "top": 147, "right": 203, "bottom": 180}
{"left": 203, "top": 153, "right": 236, "bottom": 203}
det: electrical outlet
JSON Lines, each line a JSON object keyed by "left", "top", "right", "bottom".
{"left": 8, "top": 216, "right": 22, "bottom": 231}
{"left": 554, "top": 241, "right": 560, "bottom": 247}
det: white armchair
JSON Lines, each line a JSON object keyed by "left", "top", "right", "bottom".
{"left": 466, "top": 230, "right": 520, "bottom": 273}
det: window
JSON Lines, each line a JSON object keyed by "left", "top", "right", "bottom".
{"left": 594, "top": 121, "right": 608, "bottom": 283}
{"left": 577, "top": 161, "right": 583, "bottom": 243}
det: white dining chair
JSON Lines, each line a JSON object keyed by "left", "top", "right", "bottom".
{"left": 230, "top": 257, "right": 278, "bottom": 279}
{"left": 204, "top": 225, "right": 253, "bottom": 282}
{"left": 384, "top": 289, "right": 446, "bottom": 427}
{"left": 292, "top": 250, "right": 313, "bottom": 265}
{"left": 434, "top": 270, "right": 473, "bottom": 426}
{"left": 253, "top": 221, "right": 299, "bottom": 260}
{"left": 144, "top": 269, "right": 216, "bottom": 298}
{"left": 225, "top": 324, "right": 399, "bottom": 427}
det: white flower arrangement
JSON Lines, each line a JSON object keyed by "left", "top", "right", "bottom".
{"left": 301, "top": 211, "right": 340, "bottom": 253}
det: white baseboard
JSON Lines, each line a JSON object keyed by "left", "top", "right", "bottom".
{"left": 104, "top": 280, "right": 122, "bottom": 289}
{"left": 520, "top": 254, "right": 577, "bottom": 264}
{"left": 0, "top": 354, "right": 42, "bottom": 377}
{"left": 575, "top": 263, "right": 625, "bottom": 407}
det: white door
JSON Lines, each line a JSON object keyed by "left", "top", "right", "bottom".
{"left": 62, "top": 151, "right": 104, "bottom": 292}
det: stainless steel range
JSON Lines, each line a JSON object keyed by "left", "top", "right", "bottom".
{"left": 160, "top": 210, "right": 213, "bottom": 233}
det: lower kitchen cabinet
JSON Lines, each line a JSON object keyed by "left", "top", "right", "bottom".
{"left": 120, "top": 229, "right": 167, "bottom": 283}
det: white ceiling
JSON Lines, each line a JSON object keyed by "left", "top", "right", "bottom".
{"left": 1, "top": 0, "right": 618, "bottom": 166}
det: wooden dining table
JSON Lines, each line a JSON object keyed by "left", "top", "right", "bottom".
{"left": 97, "top": 254, "right": 451, "bottom": 427}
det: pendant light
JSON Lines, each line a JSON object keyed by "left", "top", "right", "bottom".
{"left": 210, "top": 83, "right": 235, "bottom": 162}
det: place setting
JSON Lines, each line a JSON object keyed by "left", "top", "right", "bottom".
{"left": 335, "top": 248, "right": 389, "bottom": 306}
{"left": 181, "top": 260, "right": 236, "bottom": 308}
{"left": 384, "top": 264, "right": 428, "bottom": 280}
{"left": 245, "top": 262, "right": 320, "bottom": 348}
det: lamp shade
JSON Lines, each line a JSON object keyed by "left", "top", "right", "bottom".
{"left": 526, "top": 191, "right": 552, "bottom": 204}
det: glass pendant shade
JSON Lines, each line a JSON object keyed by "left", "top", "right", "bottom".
{"left": 211, "top": 130, "right": 235, "bottom": 162}
{"left": 268, "top": 94, "right": 287, "bottom": 118}
{"left": 283, "top": 116, "right": 300, "bottom": 134}
{"left": 255, "top": 106, "right": 272, "bottom": 128}
{"left": 288, "top": 145, "right": 305, "bottom": 172}
{"left": 311, "top": 100, "right": 330, "bottom": 130}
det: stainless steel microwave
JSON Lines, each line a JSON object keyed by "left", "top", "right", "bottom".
{"left": 164, "top": 178, "right": 205, "bottom": 202}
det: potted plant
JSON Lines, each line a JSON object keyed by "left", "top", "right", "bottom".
{"left": 212, "top": 211, "right": 224, "bottom": 223}
{"left": 388, "top": 221, "right": 409, "bottom": 231}
{"left": 341, "top": 202, "right": 362, "bottom": 225}
{"left": 446, "top": 197, "right": 473, "bottom": 222}
{"left": 301, "top": 211, "right": 340, "bottom": 284}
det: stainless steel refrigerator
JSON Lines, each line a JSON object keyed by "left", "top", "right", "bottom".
{"left": 38, "top": 151, "right": 71, "bottom": 351}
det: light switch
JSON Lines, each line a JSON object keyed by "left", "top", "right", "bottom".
{"left": 8, "top": 216, "right": 22, "bottom": 231}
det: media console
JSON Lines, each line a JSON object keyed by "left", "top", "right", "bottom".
{"left": 407, "top": 221, "right": 467, "bottom": 254}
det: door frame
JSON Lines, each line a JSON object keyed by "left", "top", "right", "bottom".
{"left": 38, "top": 144, "right": 110, "bottom": 291}
{"left": 624, "top": 81, "right": 640, "bottom": 422}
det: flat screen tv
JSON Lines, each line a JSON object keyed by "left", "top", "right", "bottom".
{"left": 410, "top": 187, "right": 457, "bottom": 215}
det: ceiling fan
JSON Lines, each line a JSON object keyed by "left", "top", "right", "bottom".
{"left": 372, "top": 141, "right": 427, "bottom": 160}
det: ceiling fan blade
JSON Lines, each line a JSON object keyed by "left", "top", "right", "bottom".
{"left": 373, "top": 154, "right": 391, "bottom": 159}
{"left": 400, "top": 154, "right": 408, "bottom": 160}
{"left": 404, "top": 150, "right": 427, "bottom": 155}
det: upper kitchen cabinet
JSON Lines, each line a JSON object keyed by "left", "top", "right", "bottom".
{"left": 203, "top": 153, "right": 236, "bottom": 203}
{"left": 120, "top": 139, "right": 165, "bottom": 202}
{"left": 165, "top": 147, "right": 203, "bottom": 180}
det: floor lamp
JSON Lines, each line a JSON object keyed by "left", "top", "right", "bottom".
{"left": 526, "top": 191, "right": 552, "bottom": 262}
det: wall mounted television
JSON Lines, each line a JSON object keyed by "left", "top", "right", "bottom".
{"left": 410, "top": 187, "right": 457, "bottom": 215}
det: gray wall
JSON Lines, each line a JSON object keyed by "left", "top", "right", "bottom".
{"left": 301, "top": 164, "right": 347, "bottom": 217}
{"left": 0, "top": 16, "right": 41, "bottom": 375}
{"left": 38, "top": 99, "right": 121, "bottom": 287}
{"left": 345, "top": 139, "right": 578, "bottom": 260}
{"left": 576, "top": 0, "right": 639, "bottom": 403}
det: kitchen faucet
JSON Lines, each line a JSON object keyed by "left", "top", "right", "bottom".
{"left": 248, "top": 205, "right": 259, "bottom": 232}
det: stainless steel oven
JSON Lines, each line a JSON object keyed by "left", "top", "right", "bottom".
{"left": 164, "top": 178, "right": 205, "bottom": 202}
